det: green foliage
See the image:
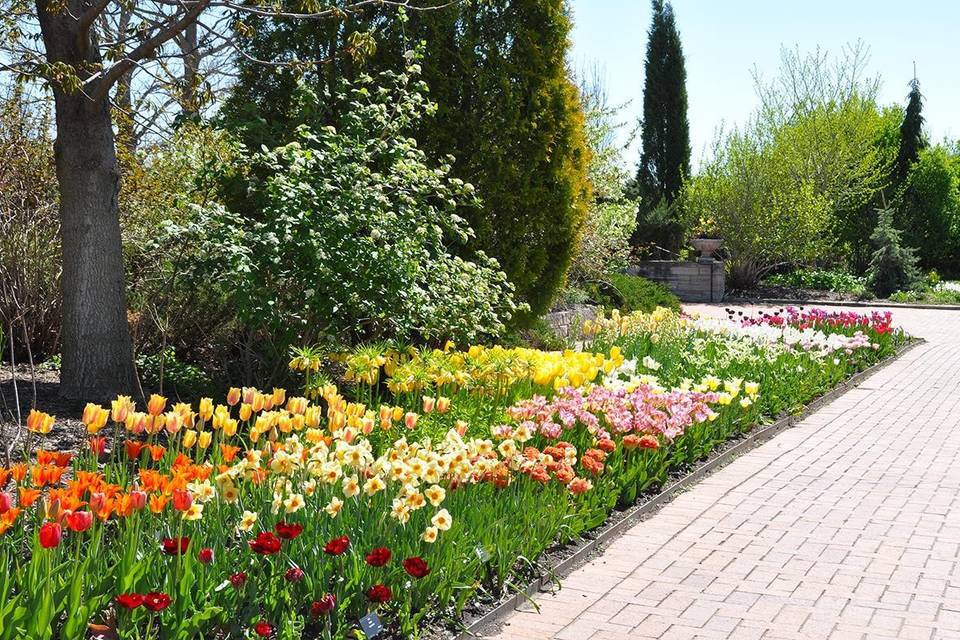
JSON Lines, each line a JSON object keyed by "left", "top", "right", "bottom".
{"left": 136, "top": 348, "right": 213, "bottom": 397}
{"left": 0, "top": 88, "right": 60, "bottom": 360}
{"left": 597, "top": 273, "right": 680, "bottom": 313}
{"left": 764, "top": 269, "right": 867, "bottom": 295}
{"left": 682, "top": 45, "right": 897, "bottom": 286}
{"left": 894, "top": 145, "right": 960, "bottom": 272}
{"left": 568, "top": 73, "right": 636, "bottom": 285}
{"left": 866, "top": 207, "right": 922, "bottom": 298}
{"left": 634, "top": 0, "right": 690, "bottom": 253}
{"left": 889, "top": 285, "right": 960, "bottom": 305}
{"left": 156, "top": 68, "right": 520, "bottom": 356}
{"left": 224, "top": 1, "right": 592, "bottom": 318}
{"left": 681, "top": 125, "right": 833, "bottom": 288}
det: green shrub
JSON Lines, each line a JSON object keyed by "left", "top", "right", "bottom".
{"left": 764, "top": 269, "right": 867, "bottom": 295}
{"left": 154, "top": 66, "right": 521, "bottom": 357}
{"left": 601, "top": 273, "right": 681, "bottom": 313}
{"left": 889, "top": 287, "right": 960, "bottom": 305}
{"left": 136, "top": 348, "right": 213, "bottom": 398}
{"left": 866, "top": 207, "right": 922, "bottom": 298}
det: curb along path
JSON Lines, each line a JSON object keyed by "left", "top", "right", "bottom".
{"left": 481, "top": 305, "right": 960, "bottom": 640}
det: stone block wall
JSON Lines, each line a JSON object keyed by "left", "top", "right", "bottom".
{"left": 627, "top": 260, "right": 725, "bottom": 303}
{"left": 544, "top": 304, "right": 598, "bottom": 339}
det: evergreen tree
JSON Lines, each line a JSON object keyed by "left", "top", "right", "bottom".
{"left": 633, "top": 0, "right": 690, "bottom": 252}
{"left": 866, "top": 206, "right": 921, "bottom": 298}
{"left": 223, "top": 1, "right": 591, "bottom": 318}
{"left": 894, "top": 76, "right": 927, "bottom": 184}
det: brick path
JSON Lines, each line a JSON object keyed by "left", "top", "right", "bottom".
{"left": 483, "top": 305, "right": 960, "bottom": 640}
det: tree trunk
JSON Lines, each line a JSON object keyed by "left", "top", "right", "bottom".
{"left": 53, "top": 92, "right": 136, "bottom": 401}
{"left": 37, "top": 0, "right": 136, "bottom": 401}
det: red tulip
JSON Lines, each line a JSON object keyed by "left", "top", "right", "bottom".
{"left": 142, "top": 591, "right": 171, "bottom": 612}
{"left": 172, "top": 489, "right": 193, "bottom": 512}
{"left": 198, "top": 547, "right": 214, "bottom": 564}
{"left": 0, "top": 492, "right": 12, "bottom": 514}
{"left": 115, "top": 593, "right": 143, "bottom": 610}
{"left": 161, "top": 536, "right": 190, "bottom": 556}
{"left": 274, "top": 521, "right": 303, "bottom": 540}
{"left": 253, "top": 621, "right": 273, "bottom": 637}
{"left": 130, "top": 490, "right": 147, "bottom": 511}
{"left": 402, "top": 556, "right": 431, "bottom": 579}
{"left": 310, "top": 593, "right": 337, "bottom": 616}
{"left": 365, "top": 547, "right": 391, "bottom": 567}
{"left": 65, "top": 510, "right": 93, "bottom": 533}
{"left": 229, "top": 571, "right": 247, "bottom": 588}
{"left": 88, "top": 436, "right": 107, "bottom": 457}
{"left": 323, "top": 535, "right": 350, "bottom": 556}
{"left": 125, "top": 439, "right": 145, "bottom": 459}
{"left": 89, "top": 492, "right": 106, "bottom": 513}
{"left": 366, "top": 583, "right": 392, "bottom": 603}
{"left": 249, "top": 531, "right": 281, "bottom": 555}
{"left": 284, "top": 566, "right": 305, "bottom": 583}
{"left": 38, "top": 522, "right": 62, "bottom": 549}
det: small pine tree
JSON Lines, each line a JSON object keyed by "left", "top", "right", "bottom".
{"left": 893, "top": 76, "right": 927, "bottom": 184}
{"left": 866, "top": 207, "right": 921, "bottom": 298}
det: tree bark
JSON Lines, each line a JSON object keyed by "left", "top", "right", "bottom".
{"left": 37, "top": 0, "right": 136, "bottom": 401}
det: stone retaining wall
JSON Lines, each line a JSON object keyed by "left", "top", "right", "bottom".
{"left": 544, "top": 304, "right": 598, "bottom": 339}
{"left": 628, "top": 260, "right": 725, "bottom": 302}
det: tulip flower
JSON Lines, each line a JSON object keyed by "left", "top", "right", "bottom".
{"left": 310, "top": 593, "right": 336, "bottom": 616}
{"left": 172, "top": 489, "right": 193, "bottom": 512}
{"left": 402, "top": 556, "right": 431, "bottom": 578}
{"left": 229, "top": 572, "right": 247, "bottom": 588}
{"left": 323, "top": 535, "right": 350, "bottom": 556}
{"left": 26, "top": 409, "right": 55, "bottom": 434}
{"left": 115, "top": 593, "right": 143, "bottom": 610}
{"left": 161, "top": 536, "right": 190, "bottom": 556}
{"left": 253, "top": 621, "right": 273, "bottom": 637}
{"left": 274, "top": 521, "right": 303, "bottom": 540}
{"left": 88, "top": 436, "right": 107, "bottom": 457}
{"left": 142, "top": 592, "right": 171, "bottom": 612}
{"left": 146, "top": 394, "right": 167, "bottom": 417}
{"left": 65, "top": 510, "right": 93, "bottom": 533}
{"left": 38, "top": 522, "right": 62, "bottom": 548}
{"left": 249, "top": 531, "right": 281, "bottom": 555}
{"left": 283, "top": 567, "right": 305, "bottom": 583}
{"left": 365, "top": 547, "right": 391, "bottom": 567}
{"left": 0, "top": 492, "right": 12, "bottom": 515}
{"left": 198, "top": 547, "right": 214, "bottom": 564}
{"left": 366, "top": 583, "right": 392, "bottom": 603}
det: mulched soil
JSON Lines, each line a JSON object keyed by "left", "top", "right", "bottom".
{"left": 0, "top": 364, "right": 87, "bottom": 457}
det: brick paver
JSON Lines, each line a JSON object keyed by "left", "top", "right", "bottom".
{"left": 483, "top": 305, "right": 960, "bottom": 640}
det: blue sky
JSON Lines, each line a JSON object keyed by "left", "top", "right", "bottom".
{"left": 569, "top": 0, "right": 960, "bottom": 170}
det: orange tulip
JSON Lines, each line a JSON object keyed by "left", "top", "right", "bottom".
{"left": 147, "top": 394, "right": 167, "bottom": 417}
{"left": 19, "top": 487, "right": 41, "bottom": 507}
{"left": 26, "top": 409, "right": 55, "bottom": 434}
{"left": 148, "top": 445, "right": 167, "bottom": 462}
{"left": 149, "top": 494, "right": 168, "bottom": 514}
{"left": 10, "top": 463, "right": 28, "bottom": 483}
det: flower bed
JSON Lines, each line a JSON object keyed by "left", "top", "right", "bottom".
{"left": 0, "top": 308, "right": 906, "bottom": 639}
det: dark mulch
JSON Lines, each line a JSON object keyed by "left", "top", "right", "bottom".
{"left": 0, "top": 365, "right": 87, "bottom": 456}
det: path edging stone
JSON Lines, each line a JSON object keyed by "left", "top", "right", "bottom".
{"left": 456, "top": 337, "right": 924, "bottom": 639}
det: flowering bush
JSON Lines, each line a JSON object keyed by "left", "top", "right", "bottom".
{"left": 0, "top": 308, "right": 904, "bottom": 639}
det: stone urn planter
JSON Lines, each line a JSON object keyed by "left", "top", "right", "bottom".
{"left": 690, "top": 237, "right": 723, "bottom": 263}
